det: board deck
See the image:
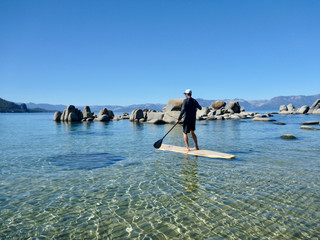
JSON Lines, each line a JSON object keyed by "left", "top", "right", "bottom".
{"left": 159, "top": 144, "right": 235, "bottom": 159}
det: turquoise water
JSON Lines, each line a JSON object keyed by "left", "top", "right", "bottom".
{"left": 0, "top": 113, "right": 319, "bottom": 239}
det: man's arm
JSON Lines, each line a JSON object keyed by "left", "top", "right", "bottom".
{"left": 196, "top": 100, "right": 202, "bottom": 110}
{"left": 177, "top": 100, "right": 186, "bottom": 122}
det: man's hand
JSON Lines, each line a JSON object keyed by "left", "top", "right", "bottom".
{"left": 176, "top": 120, "right": 180, "bottom": 124}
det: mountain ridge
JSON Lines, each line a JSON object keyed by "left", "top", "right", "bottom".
{"left": 2, "top": 94, "right": 319, "bottom": 113}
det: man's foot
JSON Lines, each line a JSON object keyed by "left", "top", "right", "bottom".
{"left": 186, "top": 147, "right": 190, "bottom": 151}
{"left": 194, "top": 147, "right": 199, "bottom": 150}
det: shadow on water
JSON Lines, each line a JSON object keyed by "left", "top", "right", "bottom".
{"left": 47, "top": 152, "right": 125, "bottom": 170}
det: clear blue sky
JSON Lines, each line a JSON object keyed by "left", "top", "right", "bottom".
{"left": 1, "top": 0, "right": 319, "bottom": 105}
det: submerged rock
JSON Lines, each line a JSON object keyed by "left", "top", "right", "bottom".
{"left": 301, "top": 125, "right": 320, "bottom": 130}
{"left": 252, "top": 117, "right": 276, "bottom": 122}
{"left": 274, "top": 122, "right": 286, "bottom": 125}
{"left": 281, "top": 135, "right": 296, "bottom": 139}
{"left": 301, "top": 121, "right": 320, "bottom": 125}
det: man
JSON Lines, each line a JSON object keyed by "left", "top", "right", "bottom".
{"left": 176, "top": 89, "right": 202, "bottom": 151}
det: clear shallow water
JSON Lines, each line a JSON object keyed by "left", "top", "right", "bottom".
{"left": 0, "top": 113, "right": 319, "bottom": 239}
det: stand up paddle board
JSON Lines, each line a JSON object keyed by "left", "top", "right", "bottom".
{"left": 159, "top": 144, "right": 235, "bottom": 159}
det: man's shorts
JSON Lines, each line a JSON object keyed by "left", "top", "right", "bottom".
{"left": 183, "top": 120, "right": 196, "bottom": 133}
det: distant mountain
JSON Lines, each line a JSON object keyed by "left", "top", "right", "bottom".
{"left": 197, "top": 94, "right": 320, "bottom": 111}
{"left": 0, "top": 98, "right": 28, "bottom": 113}
{"left": 25, "top": 103, "right": 166, "bottom": 113}
{"left": 15, "top": 93, "right": 320, "bottom": 113}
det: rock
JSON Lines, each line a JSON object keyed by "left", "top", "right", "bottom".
{"left": 86, "top": 118, "right": 93, "bottom": 122}
{"left": 287, "top": 104, "right": 295, "bottom": 113}
{"left": 112, "top": 115, "right": 122, "bottom": 121}
{"left": 301, "top": 121, "right": 320, "bottom": 125}
{"left": 279, "top": 105, "right": 288, "bottom": 112}
{"left": 147, "top": 112, "right": 164, "bottom": 121}
{"left": 94, "top": 114, "right": 110, "bottom": 122}
{"left": 216, "top": 116, "right": 225, "bottom": 120}
{"left": 230, "top": 114, "right": 241, "bottom": 119}
{"left": 240, "top": 107, "right": 245, "bottom": 112}
{"left": 108, "top": 110, "right": 114, "bottom": 119}
{"left": 226, "top": 109, "right": 234, "bottom": 114}
{"left": 209, "top": 101, "right": 226, "bottom": 110}
{"left": 83, "top": 106, "right": 93, "bottom": 118}
{"left": 164, "top": 98, "right": 184, "bottom": 112}
{"left": 130, "top": 109, "right": 144, "bottom": 121}
{"left": 226, "top": 101, "right": 241, "bottom": 113}
{"left": 252, "top": 117, "right": 276, "bottom": 122}
{"left": 297, "top": 105, "right": 309, "bottom": 114}
{"left": 301, "top": 125, "right": 320, "bottom": 130}
{"left": 196, "top": 107, "right": 209, "bottom": 118}
{"left": 215, "top": 109, "right": 223, "bottom": 116}
{"left": 97, "top": 108, "right": 114, "bottom": 119}
{"left": 163, "top": 111, "right": 180, "bottom": 124}
{"left": 223, "top": 114, "right": 231, "bottom": 119}
{"left": 60, "top": 105, "right": 83, "bottom": 122}
{"left": 281, "top": 135, "right": 296, "bottom": 139}
{"left": 254, "top": 114, "right": 267, "bottom": 118}
{"left": 274, "top": 122, "right": 286, "bottom": 125}
{"left": 313, "top": 109, "right": 320, "bottom": 114}
{"left": 122, "top": 113, "right": 130, "bottom": 119}
{"left": 308, "top": 99, "right": 320, "bottom": 114}
{"left": 147, "top": 119, "right": 166, "bottom": 124}
{"left": 279, "top": 111, "right": 291, "bottom": 115}
{"left": 53, "top": 111, "right": 62, "bottom": 121}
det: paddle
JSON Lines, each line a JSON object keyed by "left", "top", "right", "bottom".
{"left": 153, "top": 121, "right": 179, "bottom": 149}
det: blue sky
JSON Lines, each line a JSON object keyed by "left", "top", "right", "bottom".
{"left": 1, "top": 0, "right": 319, "bottom": 105}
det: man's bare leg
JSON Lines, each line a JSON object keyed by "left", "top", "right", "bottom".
{"left": 190, "top": 130, "right": 199, "bottom": 150}
{"left": 183, "top": 132, "right": 190, "bottom": 151}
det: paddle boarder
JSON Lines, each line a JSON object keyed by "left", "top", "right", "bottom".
{"left": 177, "top": 89, "right": 202, "bottom": 151}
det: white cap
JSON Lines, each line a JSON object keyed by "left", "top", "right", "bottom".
{"left": 184, "top": 89, "right": 192, "bottom": 94}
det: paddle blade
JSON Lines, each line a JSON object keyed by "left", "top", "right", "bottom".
{"left": 153, "top": 139, "right": 163, "bottom": 149}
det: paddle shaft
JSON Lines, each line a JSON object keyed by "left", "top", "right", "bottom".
{"left": 161, "top": 121, "right": 179, "bottom": 141}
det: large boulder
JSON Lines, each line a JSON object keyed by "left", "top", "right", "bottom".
{"left": 97, "top": 108, "right": 114, "bottom": 119}
{"left": 130, "top": 109, "right": 144, "bottom": 122}
{"left": 279, "top": 105, "right": 288, "bottom": 112}
{"left": 147, "top": 112, "right": 164, "bottom": 121}
{"left": 287, "top": 104, "right": 296, "bottom": 113}
{"left": 83, "top": 106, "right": 93, "bottom": 118}
{"left": 196, "top": 107, "right": 209, "bottom": 118}
{"left": 163, "top": 98, "right": 184, "bottom": 112}
{"left": 209, "top": 101, "right": 226, "bottom": 110}
{"left": 308, "top": 99, "right": 320, "bottom": 114}
{"left": 226, "top": 101, "right": 241, "bottom": 113}
{"left": 297, "top": 105, "right": 309, "bottom": 114}
{"left": 163, "top": 111, "right": 181, "bottom": 124}
{"left": 53, "top": 111, "right": 62, "bottom": 121}
{"left": 94, "top": 114, "right": 110, "bottom": 122}
{"left": 60, "top": 105, "right": 83, "bottom": 122}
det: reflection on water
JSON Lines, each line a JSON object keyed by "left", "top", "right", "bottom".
{"left": 181, "top": 156, "right": 199, "bottom": 193}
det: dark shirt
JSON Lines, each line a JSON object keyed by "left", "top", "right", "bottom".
{"left": 178, "top": 97, "right": 202, "bottom": 121}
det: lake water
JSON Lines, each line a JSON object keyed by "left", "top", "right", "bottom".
{"left": 0, "top": 113, "right": 319, "bottom": 239}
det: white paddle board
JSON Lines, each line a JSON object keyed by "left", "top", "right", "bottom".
{"left": 159, "top": 144, "right": 235, "bottom": 159}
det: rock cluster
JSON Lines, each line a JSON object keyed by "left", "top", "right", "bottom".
{"left": 129, "top": 99, "right": 277, "bottom": 124}
{"left": 279, "top": 99, "right": 320, "bottom": 114}
{"left": 53, "top": 105, "right": 128, "bottom": 122}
